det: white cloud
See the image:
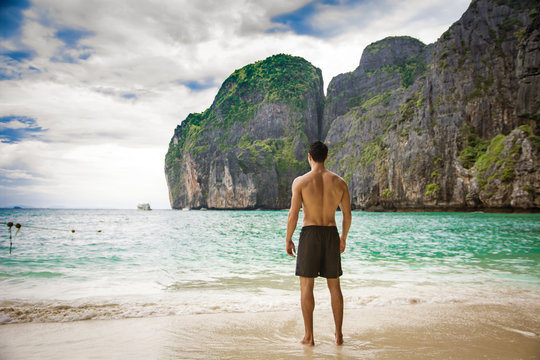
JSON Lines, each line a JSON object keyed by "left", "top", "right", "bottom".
{"left": 0, "top": 168, "right": 36, "bottom": 180}
{"left": 0, "top": 0, "right": 472, "bottom": 208}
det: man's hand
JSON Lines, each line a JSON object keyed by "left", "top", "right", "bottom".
{"left": 340, "top": 236, "right": 346, "bottom": 253}
{"left": 286, "top": 240, "right": 296, "bottom": 257}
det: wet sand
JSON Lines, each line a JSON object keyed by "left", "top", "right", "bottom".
{"left": 1, "top": 303, "right": 539, "bottom": 359}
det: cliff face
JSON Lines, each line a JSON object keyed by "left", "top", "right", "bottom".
{"left": 165, "top": 54, "right": 324, "bottom": 209}
{"left": 166, "top": 0, "right": 539, "bottom": 211}
{"left": 323, "top": 36, "right": 431, "bottom": 139}
{"left": 325, "top": 0, "right": 540, "bottom": 210}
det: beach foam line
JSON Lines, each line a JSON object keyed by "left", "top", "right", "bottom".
{"left": 0, "top": 301, "right": 175, "bottom": 324}
{"left": 2, "top": 283, "right": 539, "bottom": 324}
{"left": 0, "top": 296, "right": 443, "bottom": 324}
{"left": 0, "top": 292, "right": 503, "bottom": 325}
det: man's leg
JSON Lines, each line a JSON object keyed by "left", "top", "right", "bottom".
{"left": 300, "top": 276, "right": 315, "bottom": 346}
{"left": 327, "top": 278, "right": 343, "bottom": 345}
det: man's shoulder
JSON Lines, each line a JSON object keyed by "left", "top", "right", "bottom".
{"left": 293, "top": 174, "right": 305, "bottom": 182}
{"left": 292, "top": 174, "right": 306, "bottom": 187}
{"left": 325, "top": 169, "right": 346, "bottom": 184}
{"left": 292, "top": 171, "right": 315, "bottom": 189}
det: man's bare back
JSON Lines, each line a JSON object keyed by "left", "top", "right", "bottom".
{"left": 295, "top": 169, "right": 348, "bottom": 227}
{"left": 285, "top": 141, "right": 351, "bottom": 346}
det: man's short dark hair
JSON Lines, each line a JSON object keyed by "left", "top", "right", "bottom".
{"left": 309, "top": 141, "right": 328, "bottom": 163}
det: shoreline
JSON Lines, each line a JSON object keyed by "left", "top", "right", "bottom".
{"left": 3, "top": 207, "right": 540, "bottom": 213}
{"left": 172, "top": 207, "right": 540, "bottom": 213}
{"left": 1, "top": 303, "right": 538, "bottom": 359}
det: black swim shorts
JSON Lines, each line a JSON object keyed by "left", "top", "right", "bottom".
{"left": 295, "top": 225, "right": 342, "bottom": 279}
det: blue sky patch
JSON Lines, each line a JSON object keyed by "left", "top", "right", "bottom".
{"left": 180, "top": 78, "right": 217, "bottom": 91}
{"left": 0, "top": 116, "right": 46, "bottom": 143}
{"left": 0, "top": 0, "right": 31, "bottom": 39}
{"left": 270, "top": 0, "right": 367, "bottom": 37}
{"left": 0, "top": 70, "right": 19, "bottom": 81}
{"left": 122, "top": 93, "right": 137, "bottom": 100}
{"left": 270, "top": 2, "right": 320, "bottom": 36}
{"left": 78, "top": 52, "right": 92, "bottom": 60}
{"left": 1, "top": 0, "right": 35, "bottom": 64}
{"left": 1, "top": 49, "right": 35, "bottom": 62}
{"left": 55, "top": 27, "right": 94, "bottom": 48}
{"left": 51, "top": 27, "right": 94, "bottom": 63}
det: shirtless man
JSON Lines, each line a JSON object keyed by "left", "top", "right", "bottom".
{"left": 285, "top": 140, "right": 352, "bottom": 346}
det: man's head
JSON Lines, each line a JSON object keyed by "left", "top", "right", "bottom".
{"left": 308, "top": 141, "right": 328, "bottom": 163}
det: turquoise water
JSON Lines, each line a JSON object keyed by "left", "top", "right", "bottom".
{"left": 0, "top": 209, "right": 539, "bottom": 323}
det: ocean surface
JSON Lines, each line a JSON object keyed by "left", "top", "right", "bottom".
{"left": 0, "top": 209, "right": 539, "bottom": 324}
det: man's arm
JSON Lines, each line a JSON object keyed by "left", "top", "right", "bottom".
{"left": 339, "top": 180, "right": 352, "bottom": 253}
{"left": 286, "top": 178, "right": 302, "bottom": 257}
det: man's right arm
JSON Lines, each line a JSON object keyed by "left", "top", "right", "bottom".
{"left": 339, "top": 180, "right": 352, "bottom": 253}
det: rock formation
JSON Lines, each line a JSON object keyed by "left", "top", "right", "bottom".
{"left": 166, "top": 0, "right": 539, "bottom": 211}
{"left": 165, "top": 54, "right": 324, "bottom": 209}
{"left": 325, "top": 0, "right": 539, "bottom": 211}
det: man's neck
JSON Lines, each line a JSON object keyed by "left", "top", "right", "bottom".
{"left": 310, "top": 162, "right": 325, "bottom": 172}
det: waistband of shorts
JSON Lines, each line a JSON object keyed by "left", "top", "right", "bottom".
{"left": 301, "top": 225, "right": 338, "bottom": 231}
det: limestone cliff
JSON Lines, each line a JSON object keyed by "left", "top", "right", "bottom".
{"left": 166, "top": 0, "right": 539, "bottom": 211}
{"left": 325, "top": 0, "right": 540, "bottom": 211}
{"left": 165, "top": 54, "right": 324, "bottom": 209}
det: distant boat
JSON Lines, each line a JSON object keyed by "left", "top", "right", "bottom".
{"left": 137, "top": 203, "right": 152, "bottom": 211}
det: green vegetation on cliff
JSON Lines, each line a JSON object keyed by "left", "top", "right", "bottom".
{"left": 459, "top": 126, "right": 490, "bottom": 169}
{"left": 216, "top": 54, "right": 321, "bottom": 110}
{"left": 166, "top": 54, "right": 321, "bottom": 168}
{"left": 474, "top": 133, "right": 522, "bottom": 190}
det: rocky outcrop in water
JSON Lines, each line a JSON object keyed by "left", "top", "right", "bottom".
{"left": 165, "top": 54, "right": 324, "bottom": 209}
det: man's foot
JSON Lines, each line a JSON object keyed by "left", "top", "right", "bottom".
{"left": 335, "top": 332, "right": 343, "bottom": 345}
{"left": 300, "top": 336, "right": 315, "bottom": 346}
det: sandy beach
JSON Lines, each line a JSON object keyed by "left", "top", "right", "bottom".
{"left": 1, "top": 302, "right": 539, "bottom": 359}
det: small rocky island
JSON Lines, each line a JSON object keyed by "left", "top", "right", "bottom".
{"left": 165, "top": 0, "right": 539, "bottom": 211}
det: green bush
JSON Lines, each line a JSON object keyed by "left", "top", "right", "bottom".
{"left": 459, "top": 127, "right": 489, "bottom": 169}
{"left": 425, "top": 183, "right": 440, "bottom": 196}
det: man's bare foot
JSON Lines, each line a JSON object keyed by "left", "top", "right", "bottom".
{"left": 300, "top": 336, "right": 315, "bottom": 346}
{"left": 335, "top": 333, "right": 343, "bottom": 345}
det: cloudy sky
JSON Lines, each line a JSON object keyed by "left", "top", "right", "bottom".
{"left": 0, "top": 0, "right": 470, "bottom": 209}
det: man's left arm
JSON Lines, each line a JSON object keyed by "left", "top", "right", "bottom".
{"left": 286, "top": 178, "right": 302, "bottom": 257}
{"left": 339, "top": 180, "right": 352, "bottom": 253}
